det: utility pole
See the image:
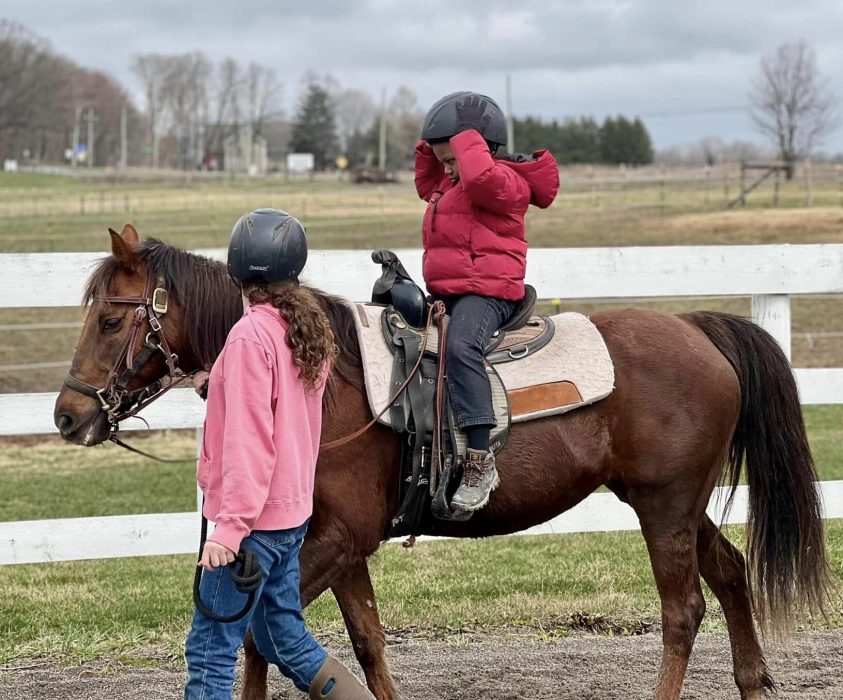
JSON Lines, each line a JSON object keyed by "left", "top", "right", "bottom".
{"left": 505, "top": 74, "right": 514, "bottom": 154}
{"left": 84, "top": 108, "right": 96, "bottom": 168}
{"left": 378, "top": 87, "right": 387, "bottom": 172}
{"left": 120, "top": 103, "right": 128, "bottom": 169}
{"left": 71, "top": 104, "right": 83, "bottom": 168}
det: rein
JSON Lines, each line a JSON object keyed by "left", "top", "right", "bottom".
{"left": 63, "top": 270, "right": 193, "bottom": 460}
{"left": 321, "top": 300, "right": 446, "bottom": 451}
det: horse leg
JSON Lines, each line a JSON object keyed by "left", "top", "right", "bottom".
{"left": 331, "top": 560, "right": 398, "bottom": 700}
{"left": 634, "top": 495, "right": 707, "bottom": 700}
{"left": 242, "top": 632, "right": 269, "bottom": 700}
{"left": 697, "top": 516, "right": 774, "bottom": 699}
{"left": 240, "top": 521, "right": 359, "bottom": 700}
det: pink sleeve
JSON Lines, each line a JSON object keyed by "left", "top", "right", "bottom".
{"left": 414, "top": 139, "right": 446, "bottom": 201}
{"left": 450, "top": 129, "right": 530, "bottom": 214}
{"left": 209, "top": 337, "right": 276, "bottom": 553}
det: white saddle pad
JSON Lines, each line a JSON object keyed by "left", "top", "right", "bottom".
{"left": 351, "top": 304, "right": 615, "bottom": 427}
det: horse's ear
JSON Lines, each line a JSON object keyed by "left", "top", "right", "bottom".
{"left": 119, "top": 223, "right": 140, "bottom": 245}
{"left": 108, "top": 227, "right": 137, "bottom": 269}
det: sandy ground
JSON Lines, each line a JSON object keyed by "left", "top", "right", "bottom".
{"left": 1, "top": 630, "right": 841, "bottom": 700}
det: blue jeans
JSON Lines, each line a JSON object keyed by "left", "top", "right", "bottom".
{"left": 184, "top": 521, "right": 327, "bottom": 699}
{"left": 439, "top": 294, "right": 516, "bottom": 428}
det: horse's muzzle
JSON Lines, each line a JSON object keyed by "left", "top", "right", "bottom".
{"left": 54, "top": 407, "right": 110, "bottom": 446}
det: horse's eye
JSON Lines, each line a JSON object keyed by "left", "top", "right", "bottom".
{"left": 102, "top": 317, "right": 122, "bottom": 333}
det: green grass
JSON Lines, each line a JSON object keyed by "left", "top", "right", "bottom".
{"left": 806, "top": 406, "right": 843, "bottom": 481}
{"left": 0, "top": 522, "right": 841, "bottom": 664}
{"left": 0, "top": 433, "right": 196, "bottom": 522}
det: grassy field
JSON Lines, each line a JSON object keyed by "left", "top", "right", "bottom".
{"left": 1, "top": 168, "right": 842, "bottom": 394}
{"left": 0, "top": 425, "right": 841, "bottom": 664}
{"left": 0, "top": 167, "right": 842, "bottom": 665}
{"left": 1, "top": 524, "right": 841, "bottom": 666}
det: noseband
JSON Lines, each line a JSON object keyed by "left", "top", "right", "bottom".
{"left": 64, "top": 271, "right": 188, "bottom": 429}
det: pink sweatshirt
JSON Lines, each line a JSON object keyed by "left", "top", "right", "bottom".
{"left": 197, "top": 302, "right": 327, "bottom": 553}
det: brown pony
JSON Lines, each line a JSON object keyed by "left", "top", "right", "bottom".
{"left": 54, "top": 226, "right": 831, "bottom": 700}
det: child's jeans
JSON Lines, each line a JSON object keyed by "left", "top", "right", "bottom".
{"left": 184, "top": 520, "right": 326, "bottom": 699}
{"left": 439, "top": 294, "right": 516, "bottom": 428}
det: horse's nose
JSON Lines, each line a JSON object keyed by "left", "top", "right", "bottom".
{"left": 55, "top": 412, "right": 77, "bottom": 437}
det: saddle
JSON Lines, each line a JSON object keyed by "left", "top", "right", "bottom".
{"left": 370, "top": 250, "right": 558, "bottom": 536}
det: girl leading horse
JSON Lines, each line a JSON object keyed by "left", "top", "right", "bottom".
{"left": 55, "top": 227, "right": 831, "bottom": 700}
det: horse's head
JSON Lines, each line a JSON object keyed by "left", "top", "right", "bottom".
{"left": 54, "top": 225, "right": 241, "bottom": 445}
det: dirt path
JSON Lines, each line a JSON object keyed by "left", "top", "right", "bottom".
{"left": 1, "top": 630, "right": 841, "bottom": 699}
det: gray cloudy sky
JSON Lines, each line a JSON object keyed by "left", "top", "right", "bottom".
{"left": 6, "top": 0, "right": 843, "bottom": 149}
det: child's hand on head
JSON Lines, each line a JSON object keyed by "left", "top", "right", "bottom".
{"left": 455, "top": 95, "right": 491, "bottom": 134}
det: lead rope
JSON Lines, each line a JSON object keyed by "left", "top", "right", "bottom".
{"left": 192, "top": 507, "right": 262, "bottom": 623}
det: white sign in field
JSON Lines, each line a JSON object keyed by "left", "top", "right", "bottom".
{"left": 286, "top": 152, "right": 315, "bottom": 173}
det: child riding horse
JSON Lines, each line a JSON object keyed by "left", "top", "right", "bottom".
{"left": 415, "top": 91, "right": 559, "bottom": 511}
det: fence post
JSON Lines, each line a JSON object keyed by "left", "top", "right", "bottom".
{"left": 751, "top": 294, "right": 792, "bottom": 361}
{"left": 804, "top": 157, "right": 813, "bottom": 208}
{"left": 837, "top": 164, "right": 842, "bottom": 207}
{"left": 723, "top": 166, "right": 730, "bottom": 205}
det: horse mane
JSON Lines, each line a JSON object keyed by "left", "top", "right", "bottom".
{"left": 313, "top": 290, "right": 364, "bottom": 408}
{"left": 84, "top": 238, "right": 363, "bottom": 399}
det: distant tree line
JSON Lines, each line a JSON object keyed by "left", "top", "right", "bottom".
{"left": 2, "top": 18, "right": 658, "bottom": 172}
{"left": 513, "top": 115, "right": 654, "bottom": 165}
{"left": 0, "top": 20, "right": 143, "bottom": 167}
{"left": 130, "top": 52, "right": 282, "bottom": 169}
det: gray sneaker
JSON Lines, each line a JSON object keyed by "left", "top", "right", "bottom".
{"left": 451, "top": 449, "right": 500, "bottom": 512}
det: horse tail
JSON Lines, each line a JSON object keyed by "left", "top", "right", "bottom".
{"left": 684, "top": 311, "right": 831, "bottom": 634}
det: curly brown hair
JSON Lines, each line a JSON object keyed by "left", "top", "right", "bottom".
{"left": 244, "top": 282, "right": 338, "bottom": 390}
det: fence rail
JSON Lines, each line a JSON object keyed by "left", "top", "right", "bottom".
{"left": 1, "top": 245, "right": 842, "bottom": 565}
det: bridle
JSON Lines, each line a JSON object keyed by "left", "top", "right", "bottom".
{"left": 63, "top": 270, "right": 190, "bottom": 434}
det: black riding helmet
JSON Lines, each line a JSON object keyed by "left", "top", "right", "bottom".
{"left": 227, "top": 208, "right": 307, "bottom": 285}
{"left": 421, "top": 91, "right": 508, "bottom": 149}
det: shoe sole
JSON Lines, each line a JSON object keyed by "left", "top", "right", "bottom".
{"left": 451, "top": 469, "right": 501, "bottom": 513}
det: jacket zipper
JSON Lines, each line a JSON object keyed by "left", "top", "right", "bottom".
{"left": 430, "top": 190, "right": 444, "bottom": 234}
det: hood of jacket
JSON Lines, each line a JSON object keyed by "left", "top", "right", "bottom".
{"left": 497, "top": 150, "right": 559, "bottom": 209}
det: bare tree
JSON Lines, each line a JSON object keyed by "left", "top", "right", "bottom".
{"left": 131, "top": 54, "right": 170, "bottom": 167}
{"left": 749, "top": 41, "right": 837, "bottom": 178}
{"left": 0, "top": 21, "right": 141, "bottom": 165}
{"left": 0, "top": 21, "right": 52, "bottom": 134}
{"left": 159, "top": 52, "right": 212, "bottom": 169}
{"left": 333, "top": 89, "right": 376, "bottom": 151}
{"left": 202, "top": 57, "right": 241, "bottom": 161}
{"left": 387, "top": 85, "right": 423, "bottom": 169}
{"left": 245, "top": 62, "right": 282, "bottom": 138}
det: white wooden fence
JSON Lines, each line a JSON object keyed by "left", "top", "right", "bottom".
{"left": 1, "top": 245, "right": 843, "bottom": 565}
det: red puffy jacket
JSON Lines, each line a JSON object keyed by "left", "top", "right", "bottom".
{"left": 414, "top": 129, "right": 559, "bottom": 301}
